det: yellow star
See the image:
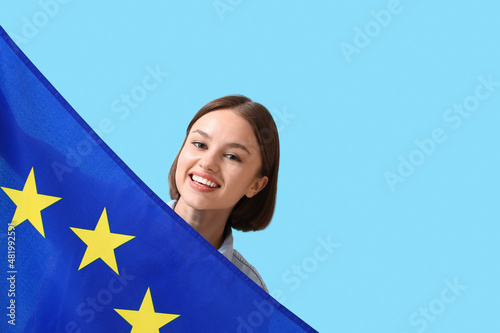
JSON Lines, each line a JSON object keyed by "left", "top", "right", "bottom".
{"left": 70, "top": 207, "right": 135, "bottom": 275}
{"left": 115, "top": 287, "right": 180, "bottom": 332}
{"left": 1, "top": 167, "right": 61, "bottom": 237}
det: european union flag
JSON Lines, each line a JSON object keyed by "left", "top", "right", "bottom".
{"left": 0, "top": 27, "right": 317, "bottom": 332}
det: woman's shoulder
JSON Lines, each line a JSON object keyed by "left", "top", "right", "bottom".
{"left": 231, "top": 249, "right": 269, "bottom": 293}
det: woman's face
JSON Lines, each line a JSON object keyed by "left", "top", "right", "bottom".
{"left": 175, "top": 110, "right": 268, "bottom": 213}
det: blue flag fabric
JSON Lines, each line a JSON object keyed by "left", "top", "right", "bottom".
{"left": 0, "top": 27, "right": 316, "bottom": 333}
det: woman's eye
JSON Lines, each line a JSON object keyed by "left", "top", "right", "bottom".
{"left": 192, "top": 141, "right": 206, "bottom": 149}
{"left": 225, "top": 154, "right": 241, "bottom": 162}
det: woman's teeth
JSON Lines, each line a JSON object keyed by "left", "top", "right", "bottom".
{"left": 192, "top": 175, "right": 219, "bottom": 188}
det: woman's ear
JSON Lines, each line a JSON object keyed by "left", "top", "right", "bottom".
{"left": 245, "top": 176, "right": 269, "bottom": 198}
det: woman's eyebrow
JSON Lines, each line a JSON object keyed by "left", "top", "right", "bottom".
{"left": 191, "top": 129, "right": 209, "bottom": 137}
{"left": 191, "top": 129, "right": 251, "bottom": 155}
{"left": 227, "top": 142, "right": 251, "bottom": 155}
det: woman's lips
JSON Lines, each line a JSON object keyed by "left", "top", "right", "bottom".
{"left": 188, "top": 172, "right": 221, "bottom": 193}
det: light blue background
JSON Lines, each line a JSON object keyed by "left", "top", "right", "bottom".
{"left": 2, "top": 1, "right": 499, "bottom": 332}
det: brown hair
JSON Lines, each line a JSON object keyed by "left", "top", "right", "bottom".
{"left": 168, "top": 95, "right": 280, "bottom": 231}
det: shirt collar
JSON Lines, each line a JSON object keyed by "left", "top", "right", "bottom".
{"left": 218, "top": 224, "right": 234, "bottom": 261}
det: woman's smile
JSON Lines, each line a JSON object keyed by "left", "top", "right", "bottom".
{"left": 189, "top": 171, "right": 221, "bottom": 192}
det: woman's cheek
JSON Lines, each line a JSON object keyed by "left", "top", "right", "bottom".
{"left": 182, "top": 148, "right": 197, "bottom": 161}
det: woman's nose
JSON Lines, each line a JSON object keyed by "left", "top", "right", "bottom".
{"left": 199, "top": 153, "right": 219, "bottom": 172}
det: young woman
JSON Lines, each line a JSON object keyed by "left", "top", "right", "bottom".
{"left": 167, "top": 95, "right": 280, "bottom": 292}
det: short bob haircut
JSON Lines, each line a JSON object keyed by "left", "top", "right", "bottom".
{"left": 168, "top": 95, "right": 280, "bottom": 232}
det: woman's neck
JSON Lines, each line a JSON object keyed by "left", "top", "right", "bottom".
{"left": 173, "top": 198, "right": 230, "bottom": 249}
